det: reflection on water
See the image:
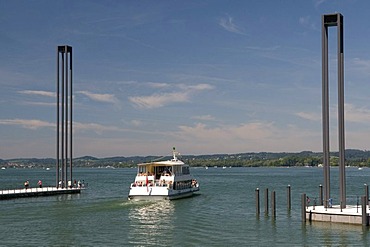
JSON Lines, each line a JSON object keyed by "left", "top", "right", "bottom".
{"left": 127, "top": 200, "right": 175, "bottom": 246}
{"left": 308, "top": 221, "right": 369, "bottom": 246}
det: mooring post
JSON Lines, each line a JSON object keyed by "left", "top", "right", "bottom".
{"left": 362, "top": 195, "right": 369, "bottom": 226}
{"left": 271, "top": 190, "right": 276, "bottom": 218}
{"left": 319, "top": 184, "right": 323, "bottom": 206}
{"left": 255, "top": 188, "right": 260, "bottom": 215}
{"left": 301, "top": 193, "right": 306, "bottom": 222}
{"left": 287, "top": 185, "right": 291, "bottom": 211}
{"left": 264, "top": 188, "right": 269, "bottom": 215}
{"left": 365, "top": 184, "right": 369, "bottom": 207}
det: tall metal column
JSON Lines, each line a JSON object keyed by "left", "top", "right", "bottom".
{"left": 56, "top": 45, "right": 73, "bottom": 188}
{"left": 322, "top": 13, "right": 346, "bottom": 208}
{"left": 322, "top": 14, "right": 330, "bottom": 208}
{"left": 337, "top": 14, "right": 346, "bottom": 209}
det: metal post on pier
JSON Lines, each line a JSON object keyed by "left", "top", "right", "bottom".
{"left": 255, "top": 188, "right": 260, "bottom": 215}
{"left": 264, "top": 188, "right": 269, "bottom": 215}
{"left": 319, "top": 184, "right": 323, "bottom": 206}
{"left": 301, "top": 193, "right": 306, "bottom": 223}
{"left": 365, "top": 184, "right": 369, "bottom": 206}
{"left": 362, "top": 195, "right": 369, "bottom": 226}
{"left": 271, "top": 190, "right": 276, "bottom": 218}
{"left": 287, "top": 185, "right": 291, "bottom": 211}
{"left": 56, "top": 45, "right": 73, "bottom": 188}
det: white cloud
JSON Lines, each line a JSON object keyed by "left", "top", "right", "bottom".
{"left": 0, "top": 118, "right": 121, "bottom": 134}
{"left": 350, "top": 58, "right": 370, "bottom": 76}
{"left": 219, "top": 16, "right": 246, "bottom": 35}
{"left": 345, "top": 104, "right": 370, "bottom": 123}
{"left": 0, "top": 119, "right": 54, "bottom": 129}
{"left": 299, "top": 16, "right": 314, "bottom": 29}
{"left": 73, "top": 122, "right": 122, "bottom": 134}
{"left": 174, "top": 121, "right": 321, "bottom": 153}
{"left": 296, "top": 104, "right": 370, "bottom": 124}
{"left": 147, "top": 82, "right": 169, "bottom": 88}
{"left": 296, "top": 112, "right": 320, "bottom": 121}
{"left": 352, "top": 58, "right": 370, "bottom": 67}
{"left": 129, "top": 83, "right": 213, "bottom": 109}
{"left": 129, "top": 91, "right": 189, "bottom": 109}
{"left": 18, "top": 90, "right": 55, "bottom": 97}
{"left": 180, "top": 83, "right": 214, "bottom": 91}
{"left": 314, "top": 0, "right": 328, "bottom": 8}
{"left": 177, "top": 122, "right": 274, "bottom": 142}
{"left": 77, "top": 91, "right": 118, "bottom": 104}
{"left": 192, "top": 115, "right": 215, "bottom": 121}
{"left": 130, "top": 120, "right": 143, "bottom": 127}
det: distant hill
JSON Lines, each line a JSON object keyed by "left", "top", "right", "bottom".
{"left": 1, "top": 149, "right": 370, "bottom": 168}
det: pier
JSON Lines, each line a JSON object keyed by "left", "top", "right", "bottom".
{"left": 0, "top": 187, "right": 81, "bottom": 200}
{"left": 305, "top": 205, "right": 369, "bottom": 226}
{"left": 301, "top": 193, "right": 370, "bottom": 226}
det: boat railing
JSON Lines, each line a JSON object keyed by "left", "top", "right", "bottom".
{"left": 131, "top": 179, "right": 173, "bottom": 188}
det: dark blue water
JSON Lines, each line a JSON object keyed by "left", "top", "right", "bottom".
{"left": 0, "top": 167, "right": 369, "bottom": 246}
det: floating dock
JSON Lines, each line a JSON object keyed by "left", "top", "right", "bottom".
{"left": 305, "top": 205, "right": 369, "bottom": 226}
{"left": 0, "top": 187, "right": 81, "bottom": 200}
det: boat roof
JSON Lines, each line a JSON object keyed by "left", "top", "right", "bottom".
{"left": 138, "top": 147, "right": 188, "bottom": 167}
{"left": 138, "top": 159, "right": 185, "bottom": 167}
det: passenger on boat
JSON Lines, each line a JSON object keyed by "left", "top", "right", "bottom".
{"left": 192, "top": 179, "right": 197, "bottom": 187}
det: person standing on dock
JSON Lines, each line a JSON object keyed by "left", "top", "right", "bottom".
{"left": 37, "top": 180, "right": 42, "bottom": 188}
{"left": 24, "top": 181, "right": 29, "bottom": 190}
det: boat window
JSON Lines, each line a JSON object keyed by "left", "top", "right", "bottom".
{"left": 174, "top": 180, "right": 192, "bottom": 190}
{"left": 138, "top": 166, "right": 147, "bottom": 174}
{"left": 182, "top": 166, "right": 189, "bottom": 174}
{"left": 173, "top": 166, "right": 181, "bottom": 175}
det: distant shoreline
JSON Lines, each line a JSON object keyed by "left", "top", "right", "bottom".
{"left": 2, "top": 149, "right": 370, "bottom": 169}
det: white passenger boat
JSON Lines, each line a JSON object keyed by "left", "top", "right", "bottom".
{"left": 128, "top": 148, "right": 199, "bottom": 201}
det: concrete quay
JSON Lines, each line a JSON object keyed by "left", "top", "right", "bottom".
{"left": 0, "top": 187, "right": 81, "bottom": 200}
{"left": 306, "top": 205, "right": 369, "bottom": 225}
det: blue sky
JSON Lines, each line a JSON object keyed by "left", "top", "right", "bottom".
{"left": 1, "top": 0, "right": 370, "bottom": 159}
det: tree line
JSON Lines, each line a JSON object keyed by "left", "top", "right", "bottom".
{"left": 2, "top": 149, "right": 370, "bottom": 168}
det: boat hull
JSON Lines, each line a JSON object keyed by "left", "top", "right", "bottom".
{"left": 128, "top": 187, "right": 199, "bottom": 201}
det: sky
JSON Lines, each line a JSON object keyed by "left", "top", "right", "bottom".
{"left": 1, "top": 0, "right": 370, "bottom": 159}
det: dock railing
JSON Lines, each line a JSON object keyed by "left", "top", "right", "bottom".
{"left": 0, "top": 186, "right": 80, "bottom": 195}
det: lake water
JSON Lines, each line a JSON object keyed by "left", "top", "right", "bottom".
{"left": 1, "top": 167, "right": 369, "bottom": 246}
